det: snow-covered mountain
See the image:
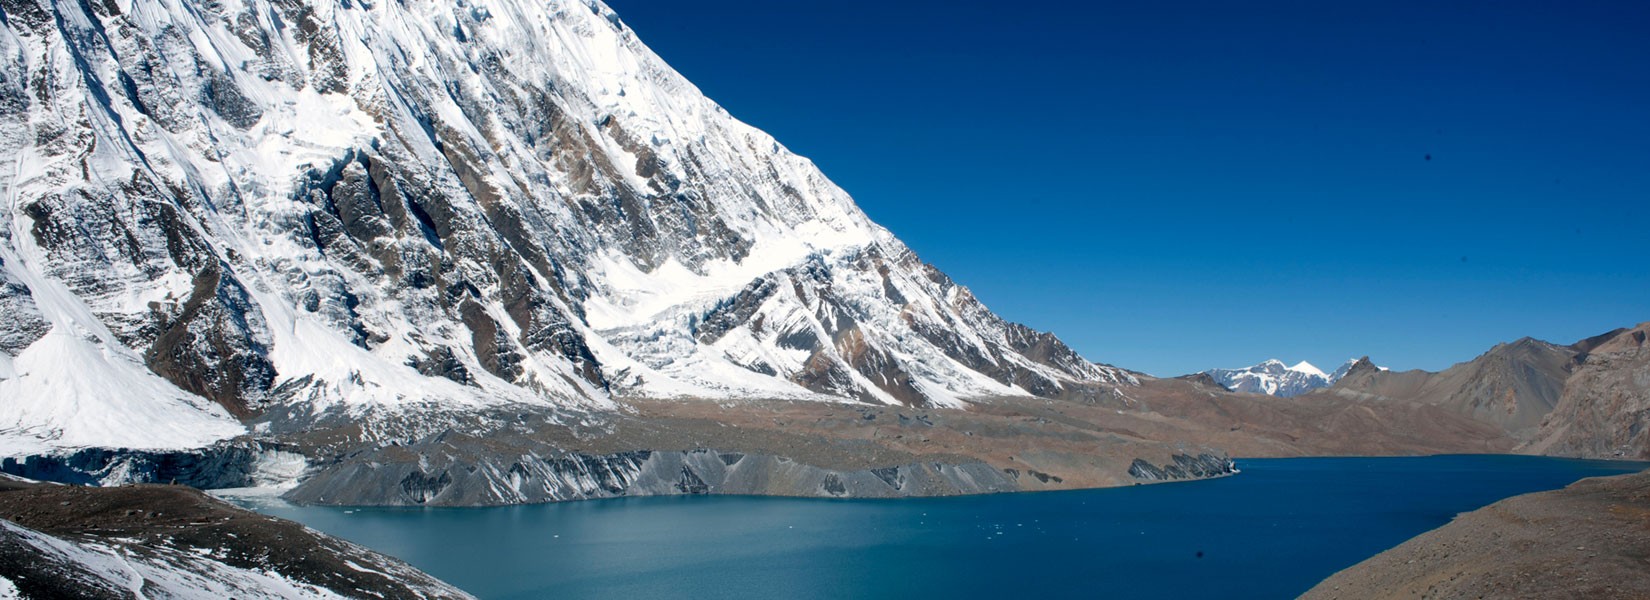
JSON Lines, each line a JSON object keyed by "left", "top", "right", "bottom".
{"left": 1203, "top": 359, "right": 1360, "bottom": 397}
{"left": 0, "top": 0, "right": 1130, "bottom": 455}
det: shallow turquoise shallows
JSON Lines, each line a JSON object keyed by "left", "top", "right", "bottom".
{"left": 242, "top": 455, "right": 1645, "bottom": 599}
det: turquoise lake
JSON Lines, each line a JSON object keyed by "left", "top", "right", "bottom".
{"left": 240, "top": 455, "right": 1646, "bottom": 599}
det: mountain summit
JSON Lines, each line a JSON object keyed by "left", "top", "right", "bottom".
{"left": 0, "top": 0, "right": 1129, "bottom": 455}
{"left": 1202, "top": 359, "right": 1361, "bottom": 397}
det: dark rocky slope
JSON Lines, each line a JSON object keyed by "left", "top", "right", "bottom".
{"left": 0, "top": 476, "right": 471, "bottom": 598}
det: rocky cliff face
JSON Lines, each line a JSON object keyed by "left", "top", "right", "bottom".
{"left": 0, "top": 0, "right": 1130, "bottom": 457}
{"left": 1523, "top": 323, "right": 1650, "bottom": 459}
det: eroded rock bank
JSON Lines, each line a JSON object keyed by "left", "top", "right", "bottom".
{"left": 264, "top": 396, "right": 1240, "bottom": 506}
{"left": 288, "top": 447, "right": 1032, "bottom": 506}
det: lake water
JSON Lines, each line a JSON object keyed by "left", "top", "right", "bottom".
{"left": 238, "top": 455, "right": 1646, "bottom": 599}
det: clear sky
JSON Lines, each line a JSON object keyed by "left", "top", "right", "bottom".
{"left": 605, "top": 0, "right": 1650, "bottom": 376}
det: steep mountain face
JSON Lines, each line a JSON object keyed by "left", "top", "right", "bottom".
{"left": 1327, "top": 358, "right": 1363, "bottom": 382}
{"left": 1523, "top": 323, "right": 1650, "bottom": 459}
{"left": 1202, "top": 359, "right": 1356, "bottom": 397}
{"left": 0, "top": 0, "right": 1127, "bottom": 455}
{"left": 1322, "top": 339, "right": 1578, "bottom": 441}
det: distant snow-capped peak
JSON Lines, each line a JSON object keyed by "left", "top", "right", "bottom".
{"left": 1287, "top": 360, "right": 1327, "bottom": 378}
{"left": 1202, "top": 358, "right": 1362, "bottom": 397}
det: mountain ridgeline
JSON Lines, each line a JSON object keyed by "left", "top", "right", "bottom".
{"left": 1311, "top": 323, "right": 1650, "bottom": 459}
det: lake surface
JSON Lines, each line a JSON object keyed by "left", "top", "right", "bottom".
{"left": 238, "top": 455, "right": 1646, "bottom": 599}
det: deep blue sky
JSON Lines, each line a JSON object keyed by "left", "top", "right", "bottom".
{"left": 606, "top": 0, "right": 1650, "bottom": 376}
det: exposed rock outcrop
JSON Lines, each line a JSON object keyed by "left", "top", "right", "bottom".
{"left": 1127, "top": 453, "right": 1236, "bottom": 482}
{"left": 1523, "top": 323, "right": 1650, "bottom": 459}
{"left": 287, "top": 446, "right": 1021, "bottom": 506}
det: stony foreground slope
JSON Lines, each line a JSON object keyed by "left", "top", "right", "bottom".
{"left": 0, "top": 476, "right": 471, "bottom": 598}
{"left": 1303, "top": 468, "right": 1650, "bottom": 600}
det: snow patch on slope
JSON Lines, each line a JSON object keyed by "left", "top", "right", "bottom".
{"left": 0, "top": 331, "right": 245, "bottom": 456}
{"left": 0, "top": 214, "right": 244, "bottom": 456}
{"left": 0, "top": 519, "right": 352, "bottom": 599}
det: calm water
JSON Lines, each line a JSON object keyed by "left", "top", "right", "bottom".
{"left": 240, "top": 455, "right": 1645, "bottom": 599}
